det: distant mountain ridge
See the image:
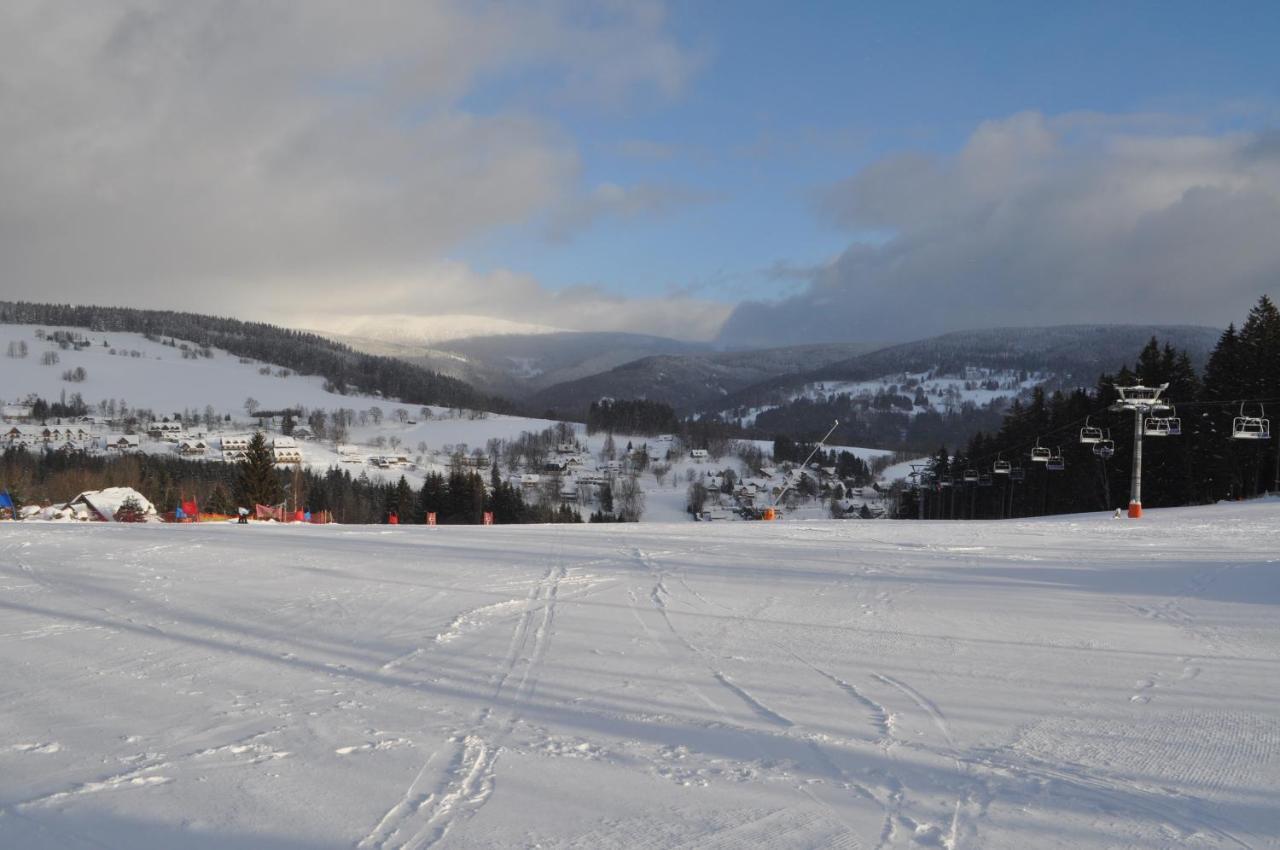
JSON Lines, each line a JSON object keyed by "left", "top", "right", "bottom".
{"left": 525, "top": 342, "right": 883, "bottom": 417}
{"left": 323, "top": 330, "right": 712, "bottom": 401}
{"left": 712, "top": 324, "right": 1223, "bottom": 414}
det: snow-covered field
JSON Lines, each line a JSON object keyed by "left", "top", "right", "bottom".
{"left": 2, "top": 500, "right": 1278, "bottom": 849}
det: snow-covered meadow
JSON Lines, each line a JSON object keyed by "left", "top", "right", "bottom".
{"left": 2, "top": 500, "right": 1278, "bottom": 848}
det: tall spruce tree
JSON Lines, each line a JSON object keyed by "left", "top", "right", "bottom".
{"left": 237, "top": 432, "right": 282, "bottom": 507}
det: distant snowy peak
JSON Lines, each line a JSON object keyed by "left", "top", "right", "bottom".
{"left": 298, "top": 314, "right": 566, "bottom": 346}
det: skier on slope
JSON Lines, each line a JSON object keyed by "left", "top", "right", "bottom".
{"left": 237, "top": 506, "right": 250, "bottom": 524}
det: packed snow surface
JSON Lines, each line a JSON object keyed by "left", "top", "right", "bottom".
{"left": 2, "top": 501, "right": 1278, "bottom": 849}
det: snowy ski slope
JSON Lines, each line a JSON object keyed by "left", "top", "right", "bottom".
{"left": 1, "top": 501, "right": 1278, "bottom": 848}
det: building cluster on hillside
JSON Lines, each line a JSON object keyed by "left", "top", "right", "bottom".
{"left": 0, "top": 405, "right": 315, "bottom": 468}
{"left": 692, "top": 460, "right": 887, "bottom": 521}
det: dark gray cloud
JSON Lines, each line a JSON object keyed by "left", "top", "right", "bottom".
{"left": 0, "top": 1, "right": 726, "bottom": 340}
{"left": 719, "top": 112, "right": 1280, "bottom": 347}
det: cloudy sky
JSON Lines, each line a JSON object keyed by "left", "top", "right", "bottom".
{"left": 2, "top": 2, "right": 1278, "bottom": 346}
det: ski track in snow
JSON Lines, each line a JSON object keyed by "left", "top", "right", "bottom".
{"left": 2, "top": 504, "right": 1279, "bottom": 849}
{"left": 359, "top": 538, "right": 570, "bottom": 850}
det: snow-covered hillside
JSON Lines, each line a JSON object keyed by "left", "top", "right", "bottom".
{"left": 723, "top": 368, "right": 1045, "bottom": 428}
{"left": 2, "top": 500, "right": 1277, "bottom": 848}
{"left": 4, "top": 323, "right": 902, "bottom": 521}
{"left": 1, "top": 324, "right": 375, "bottom": 416}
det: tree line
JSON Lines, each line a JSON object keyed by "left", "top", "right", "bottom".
{"left": 1, "top": 433, "right": 583, "bottom": 525}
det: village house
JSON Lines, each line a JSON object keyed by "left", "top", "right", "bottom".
{"left": 103, "top": 434, "right": 140, "bottom": 453}
{"left": 271, "top": 437, "right": 302, "bottom": 464}
{"left": 146, "top": 421, "right": 183, "bottom": 439}
{"left": 221, "top": 435, "right": 252, "bottom": 452}
{"left": 178, "top": 439, "right": 208, "bottom": 456}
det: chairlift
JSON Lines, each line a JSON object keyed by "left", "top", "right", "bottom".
{"left": 1030, "top": 438, "right": 1051, "bottom": 463}
{"left": 1010, "top": 466, "right": 1026, "bottom": 482}
{"left": 1046, "top": 448, "right": 1065, "bottom": 471}
{"left": 1232, "top": 402, "right": 1271, "bottom": 441}
{"left": 963, "top": 468, "right": 979, "bottom": 484}
{"left": 1079, "top": 417, "right": 1103, "bottom": 444}
{"left": 938, "top": 475, "right": 952, "bottom": 488}
{"left": 993, "top": 458, "right": 1011, "bottom": 475}
{"left": 978, "top": 473, "right": 993, "bottom": 487}
{"left": 1093, "top": 431, "right": 1115, "bottom": 459}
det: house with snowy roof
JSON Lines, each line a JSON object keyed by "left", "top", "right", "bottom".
{"left": 147, "top": 421, "right": 183, "bottom": 438}
{"left": 221, "top": 435, "right": 252, "bottom": 452}
{"left": 63, "top": 487, "right": 157, "bottom": 522}
{"left": 103, "top": 434, "right": 140, "bottom": 453}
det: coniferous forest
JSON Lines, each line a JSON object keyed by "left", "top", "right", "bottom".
{"left": 900, "top": 296, "right": 1280, "bottom": 519}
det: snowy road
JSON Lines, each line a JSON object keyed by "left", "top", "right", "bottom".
{"left": 1, "top": 503, "right": 1278, "bottom": 848}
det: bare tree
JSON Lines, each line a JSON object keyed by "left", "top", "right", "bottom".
{"left": 616, "top": 474, "right": 645, "bottom": 521}
{"left": 687, "top": 481, "right": 708, "bottom": 515}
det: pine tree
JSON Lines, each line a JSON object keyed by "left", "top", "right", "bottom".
{"left": 114, "top": 496, "right": 147, "bottom": 523}
{"left": 206, "top": 483, "right": 231, "bottom": 515}
{"left": 391, "top": 475, "right": 416, "bottom": 523}
{"left": 418, "top": 472, "right": 447, "bottom": 522}
{"left": 237, "top": 432, "right": 282, "bottom": 508}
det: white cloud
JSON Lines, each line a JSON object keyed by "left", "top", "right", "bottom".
{"left": 545, "top": 181, "right": 715, "bottom": 241}
{"left": 261, "top": 262, "right": 732, "bottom": 342}
{"left": 720, "top": 112, "right": 1280, "bottom": 346}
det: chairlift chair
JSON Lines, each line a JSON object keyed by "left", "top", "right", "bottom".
{"left": 1010, "top": 466, "right": 1026, "bottom": 482}
{"left": 963, "top": 468, "right": 979, "bottom": 484}
{"left": 1232, "top": 403, "right": 1271, "bottom": 441}
{"left": 978, "top": 473, "right": 993, "bottom": 487}
{"left": 993, "top": 458, "right": 1011, "bottom": 475}
{"left": 1093, "top": 433, "right": 1115, "bottom": 459}
{"left": 1030, "top": 439, "right": 1051, "bottom": 463}
{"left": 1046, "top": 449, "right": 1065, "bottom": 471}
{"left": 1145, "top": 404, "right": 1182, "bottom": 437}
{"left": 1079, "top": 417, "right": 1103, "bottom": 444}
